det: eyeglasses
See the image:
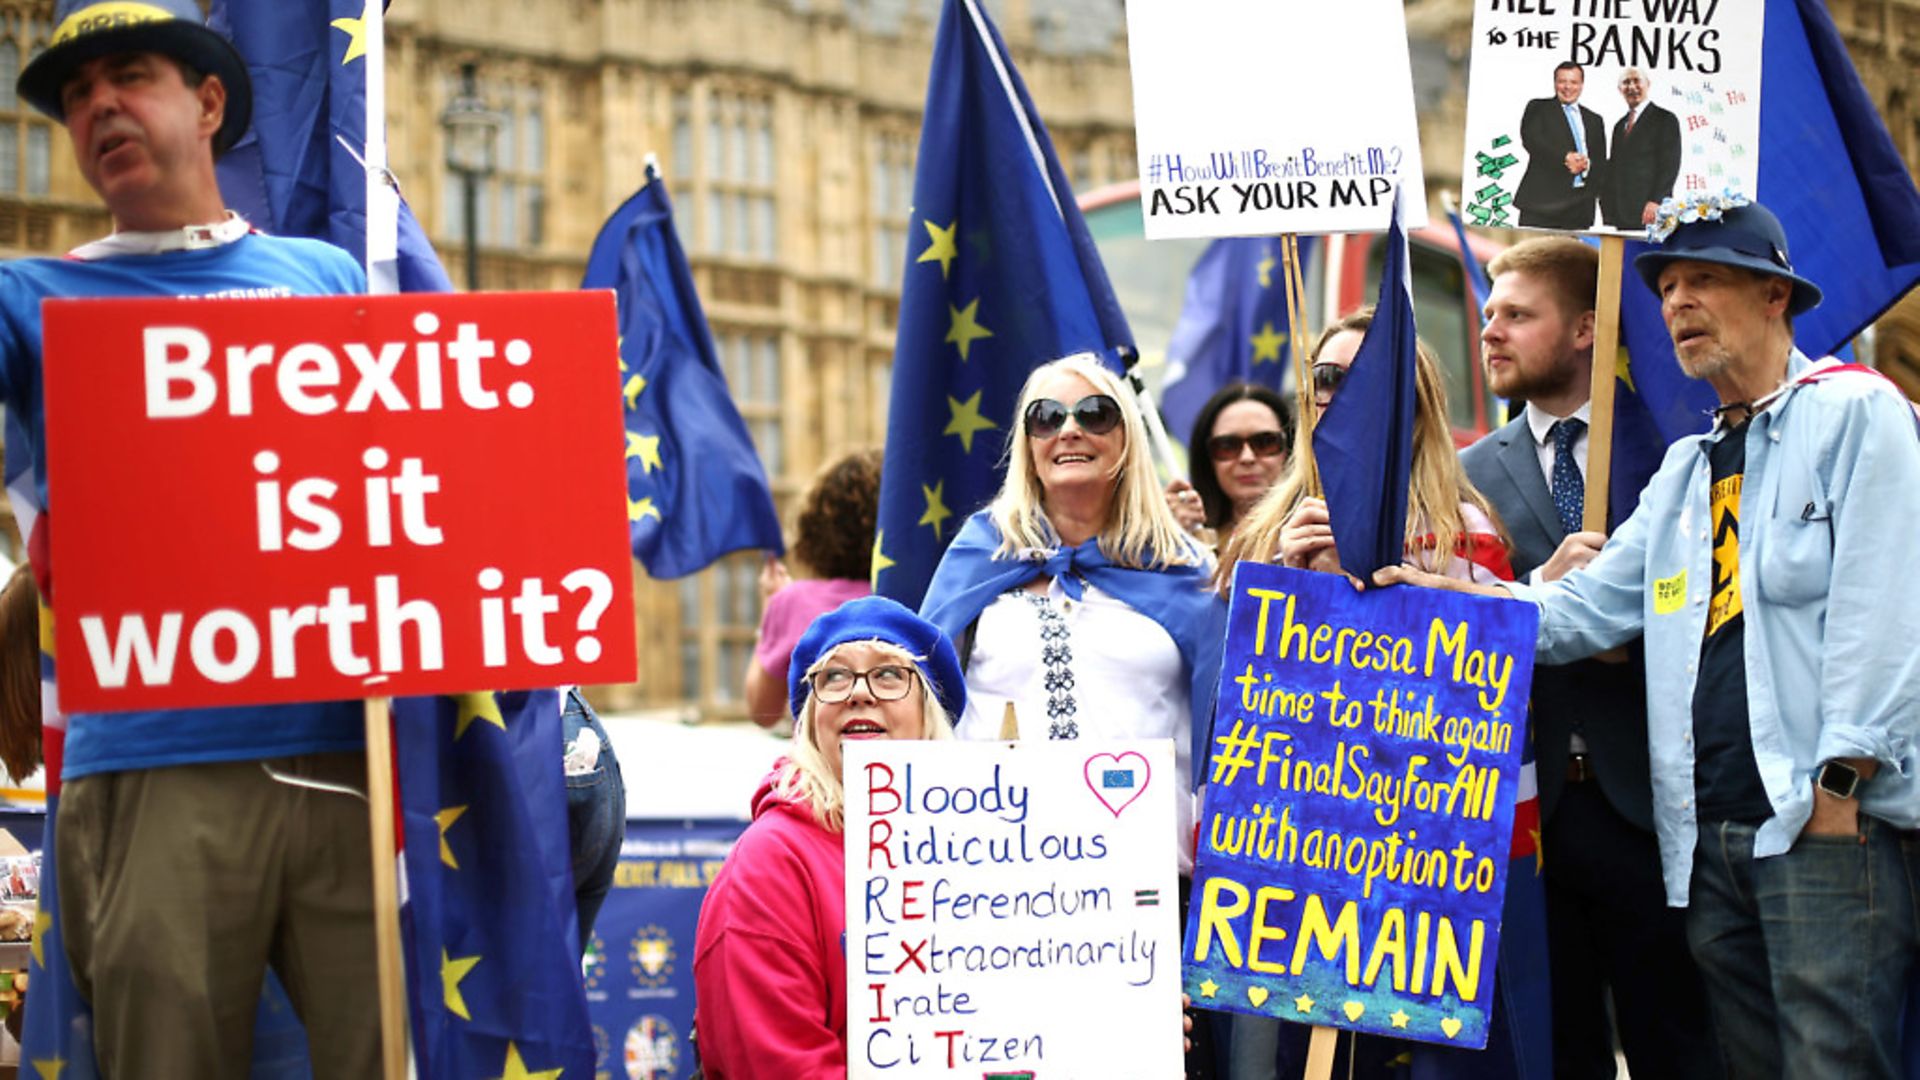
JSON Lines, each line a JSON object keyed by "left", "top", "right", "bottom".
{"left": 810, "top": 664, "right": 919, "bottom": 703}
{"left": 1024, "top": 394, "right": 1123, "bottom": 439}
{"left": 1311, "top": 363, "right": 1349, "bottom": 401}
{"left": 1206, "top": 430, "right": 1287, "bottom": 462}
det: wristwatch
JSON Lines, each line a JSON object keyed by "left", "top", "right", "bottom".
{"left": 1816, "top": 759, "right": 1862, "bottom": 800}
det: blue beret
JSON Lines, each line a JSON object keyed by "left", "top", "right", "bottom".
{"left": 787, "top": 595, "right": 966, "bottom": 722}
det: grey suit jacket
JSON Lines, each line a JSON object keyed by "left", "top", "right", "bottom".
{"left": 1462, "top": 414, "right": 1656, "bottom": 831}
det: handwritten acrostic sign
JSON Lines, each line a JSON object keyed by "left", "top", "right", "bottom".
{"left": 1123, "top": 0, "right": 1428, "bottom": 240}
{"left": 845, "top": 740, "right": 1182, "bottom": 1078}
{"left": 1182, "top": 564, "right": 1538, "bottom": 1049}
{"left": 40, "top": 292, "right": 637, "bottom": 711}
{"left": 1461, "top": 0, "right": 1762, "bottom": 235}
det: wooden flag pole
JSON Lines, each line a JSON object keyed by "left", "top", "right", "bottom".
{"left": 364, "top": 697, "right": 409, "bottom": 1080}
{"left": 1584, "top": 236, "right": 1626, "bottom": 533}
{"left": 1304, "top": 1024, "right": 1338, "bottom": 1080}
{"left": 1281, "top": 233, "right": 1322, "bottom": 497}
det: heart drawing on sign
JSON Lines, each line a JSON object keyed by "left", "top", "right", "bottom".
{"left": 1082, "top": 751, "right": 1152, "bottom": 817}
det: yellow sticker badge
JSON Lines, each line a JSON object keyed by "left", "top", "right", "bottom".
{"left": 1654, "top": 570, "right": 1687, "bottom": 615}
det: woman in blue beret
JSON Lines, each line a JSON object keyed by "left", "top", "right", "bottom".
{"left": 692, "top": 596, "right": 963, "bottom": 1079}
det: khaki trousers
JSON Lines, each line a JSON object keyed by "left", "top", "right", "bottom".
{"left": 57, "top": 753, "right": 379, "bottom": 1078}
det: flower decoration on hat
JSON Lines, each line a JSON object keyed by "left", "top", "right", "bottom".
{"left": 1647, "top": 188, "right": 1752, "bottom": 243}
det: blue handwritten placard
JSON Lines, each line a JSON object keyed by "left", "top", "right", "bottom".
{"left": 1181, "top": 564, "right": 1537, "bottom": 1048}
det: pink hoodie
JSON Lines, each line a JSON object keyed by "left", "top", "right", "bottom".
{"left": 693, "top": 769, "right": 849, "bottom": 1079}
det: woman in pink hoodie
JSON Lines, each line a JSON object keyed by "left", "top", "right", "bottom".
{"left": 692, "top": 596, "right": 964, "bottom": 1079}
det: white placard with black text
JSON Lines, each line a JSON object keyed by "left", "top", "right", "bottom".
{"left": 845, "top": 739, "right": 1182, "bottom": 1078}
{"left": 1460, "top": 0, "right": 1763, "bottom": 235}
{"left": 1125, "top": 0, "right": 1428, "bottom": 239}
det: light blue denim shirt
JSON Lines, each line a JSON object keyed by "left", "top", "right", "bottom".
{"left": 1509, "top": 351, "right": 1920, "bottom": 906}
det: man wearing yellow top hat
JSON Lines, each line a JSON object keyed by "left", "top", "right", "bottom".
{"left": 4, "top": 1, "right": 375, "bottom": 1073}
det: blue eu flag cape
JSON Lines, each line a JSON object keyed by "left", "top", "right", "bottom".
{"left": 210, "top": 0, "right": 452, "bottom": 293}
{"left": 874, "top": 0, "right": 1133, "bottom": 611}
{"left": 582, "top": 163, "right": 784, "bottom": 578}
{"left": 1609, "top": 0, "right": 1920, "bottom": 524}
{"left": 1314, "top": 189, "right": 1416, "bottom": 580}
{"left": 1160, "top": 237, "right": 1314, "bottom": 450}
{"left": 393, "top": 691, "right": 595, "bottom": 1078}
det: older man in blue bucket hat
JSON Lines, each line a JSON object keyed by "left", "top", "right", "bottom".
{"left": 1381, "top": 193, "right": 1920, "bottom": 1078}
{"left": 4, "top": 1, "right": 375, "bottom": 1074}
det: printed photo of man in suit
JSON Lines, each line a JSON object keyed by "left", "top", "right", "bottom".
{"left": 1464, "top": 237, "right": 1723, "bottom": 1080}
{"left": 1514, "top": 62, "right": 1608, "bottom": 230}
{"left": 1602, "top": 68, "right": 1683, "bottom": 230}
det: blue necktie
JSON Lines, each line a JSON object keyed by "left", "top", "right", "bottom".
{"left": 1562, "top": 104, "right": 1588, "bottom": 188}
{"left": 1551, "top": 418, "right": 1587, "bottom": 535}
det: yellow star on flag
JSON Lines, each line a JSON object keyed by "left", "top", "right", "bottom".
{"left": 435, "top": 805, "right": 468, "bottom": 869}
{"left": 617, "top": 337, "right": 627, "bottom": 373}
{"left": 31, "top": 1058, "right": 63, "bottom": 1080}
{"left": 919, "top": 481, "right": 952, "bottom": 540}
{"left": 627, "top": 431, "right": 663, "bottom": 473}
{"left": 1250, "top": 321, "right": 1286, "bottom": 364}
{"left": 442, "top": 948, "right": 482, "bottom": 1021}
{"left": 1257, "top": 250, "right": 1276, "bottom": 289}
{"left": 629, "top": 496, "right": 661, "bottom": 523}
{"left": 1390, "top": 1009, "right": 1411, "bottom": 1029}
{"left": 1198, "top": 978, "right": 1219, "bottom": 998}
{"left": 624, "top": 374, "right": 648, "bottom": 409}
{"left": 917, "top": 219, "right": 959, "bottom": 279}
{"left": 1616, "top": 345, "right": 1637, "bottom": 393}
{"left": 946, "top": 299, "right": 994, "bottom": 361}
{"left": 1293, "top": 993, "right": 1316, "bottom": 1014}
{"left": 943, "top": 391, "right": 998, "bottom": 453}
{"left": 36, "top": 596, "right": 54, "bottom": 657}
{"left": 454, "top": 692, "right": 505, "bottom": 740}
{"left": 870, "top": 530, "right": 895, "bottom": 588}
{"left": 492, "top": 1042, "right": 564, "bottom": 1080}
{"left": 30, "top": 908, "right": 50, "bottom": 968}
{"left": 329, "top": 0, "right": 371, "bottom": 64}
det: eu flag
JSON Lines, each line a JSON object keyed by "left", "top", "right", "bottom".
{"left": 1610, "top": 0, "right": 1920, "bottom": 522}
{"left": 1314, "top": 189, "right": 1416, "bottom": 580}
{"left": 394, "top": 690, "right": 595, "bottom": 1078}
{"left": 211, "top": 0, "right": 452, "bottom": 293}
{"left": 874, "top": 0, "right": 1134, "bottom": 611}
{"left": 582, "top": 162, "right": 784, "bottom": 578}
{"left": 1445, "top": 201, "right": 1493, "bottom": 331}
{"left": 1160, "top": 237, "right": 1314, "bottom": 448}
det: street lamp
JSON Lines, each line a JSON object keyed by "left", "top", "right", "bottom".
{"left": 440, "top": 62, "right": 503, "bottom": 291}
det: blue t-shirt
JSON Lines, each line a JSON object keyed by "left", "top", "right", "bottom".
{"left": 0, "top": 233, "right": 370, "bottom": 779}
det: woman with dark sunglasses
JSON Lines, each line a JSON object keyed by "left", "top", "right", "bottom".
{"left": 919, "top": 353, "right": 1225, "bottom": 1076}
{"left": 1219, "top": 307, "right": 1513, "bottom": 590}
{"left": 1167, "top": 382, "right": 1294, "bottom": 549}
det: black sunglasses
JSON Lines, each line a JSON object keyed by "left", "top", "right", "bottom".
{"left": 1206, "top": 430, "right": 1287, "bottom": 462}
{"left": 1311, "top": 363, "right": 1349, "bottom": 399}
{"left": 1024, "top": 394, "right": 1123, "bottom": 439}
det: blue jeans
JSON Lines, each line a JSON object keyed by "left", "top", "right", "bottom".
{"left": 564, "top": 689, "right": 626, "bottom": 950}
{"left": 1687, "top": 816, "right": 1918, "bottom": 1079}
